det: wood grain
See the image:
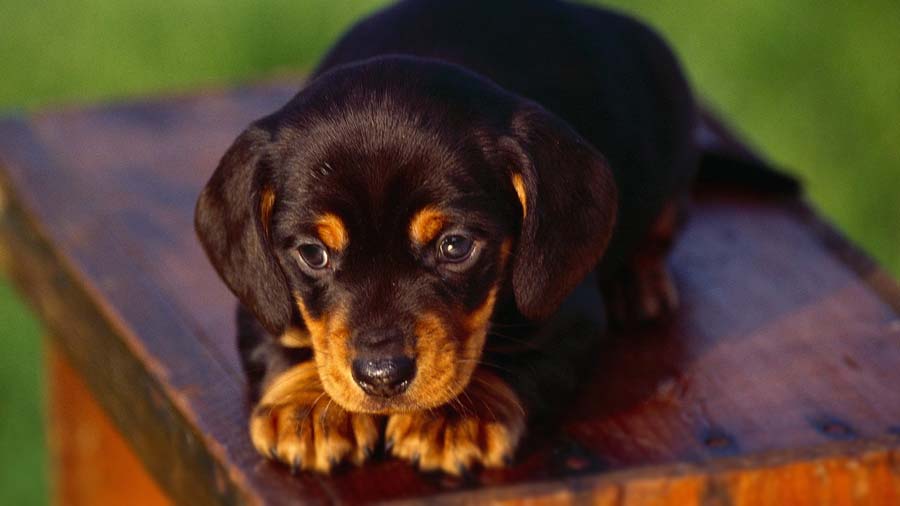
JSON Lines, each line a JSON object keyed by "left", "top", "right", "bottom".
{"left": 1, "top": 83, "right": 899, "bottom": 504}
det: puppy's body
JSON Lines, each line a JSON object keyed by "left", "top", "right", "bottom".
{"left": 197, "top": 0, "right": 701, "bottom": 474}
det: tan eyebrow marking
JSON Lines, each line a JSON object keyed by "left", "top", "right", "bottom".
{"left": 316, "top": 213, "right": 349, "bottom": 251}
{"left": 259, "top": 187, "right": 276, "bottom": 239}
{"left": 409, "top": 207, "right": 447, "bottom": 245}
{"left": 511, "top": 173, "right": 527, "bottom": 218}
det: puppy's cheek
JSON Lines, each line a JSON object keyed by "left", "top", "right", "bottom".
{"left": 312, "top": 325, "right": 364, "bottom": 411}
{"left": 461, "top": 287, "right": 498, "bottom": 358}
{"left": 408, "top": 288, "right": 499, "bottom": 409}
{"left": 408, "top": 312, "right": 460, "bottom": 408}
{"left": 295, "top": 297, "right": 368, "bottom": 411}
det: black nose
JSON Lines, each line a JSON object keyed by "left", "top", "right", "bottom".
{"left": 351, "top": 356, "right": 415, "bottom": 397}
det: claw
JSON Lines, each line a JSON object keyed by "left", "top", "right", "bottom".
{"left": 364, "top": 446, "right": 374, "bottom": 460}
{"left": 410, "top": 453, "right": 420, "bottom": 467}
{"left": 456, "top": 461, "right": 473, "bottom": 480}
{"left": 269, "top": 448, "right": 279, "bottom": 461}
{"left": 290, "top": 456, "right": 301, "bottom": 475}
{"left": 328, "top": 456, "right": 340, "bottom": 470}
{"left": 385, "top": 438, "right": 394, "bottom": 452}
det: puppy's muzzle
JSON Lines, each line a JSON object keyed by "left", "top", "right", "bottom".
{"left": 351, "top": 329, "right": 415, "bottom": 397}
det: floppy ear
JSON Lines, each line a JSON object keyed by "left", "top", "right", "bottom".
{"left": 195, "top": 126, "right": 293, "bottom": 335}
{"left": 500, "top": 105, "right": 618, "bottom": 321}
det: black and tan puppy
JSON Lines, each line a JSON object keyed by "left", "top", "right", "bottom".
{"left": 196, "top": 0, "right": 702, "bottom": 474}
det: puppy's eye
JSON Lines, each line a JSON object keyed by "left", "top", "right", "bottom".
{"left": 438, "top": 235, "right": 474, "bottom": 263}
{"left": 298, "top": 244, "right": 329, "bottom": 269}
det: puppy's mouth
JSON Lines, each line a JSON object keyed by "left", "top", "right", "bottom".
{"left": 300, "top": 289, "right": 498, "bottom": 414}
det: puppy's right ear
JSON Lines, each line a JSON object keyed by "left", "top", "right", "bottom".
{"left": 195, "top": 126, "right": 293, "bottom": 335}
{"left": 500, "top": 105, "right": 618, "bottom": 321}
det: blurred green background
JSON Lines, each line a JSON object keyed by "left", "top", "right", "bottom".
{"left": 1, "top": 0, "right": 897, "bottom": 503}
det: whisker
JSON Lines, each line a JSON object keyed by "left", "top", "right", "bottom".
{"left": 456, "top": 358, "right": 518, "bottom": 375}
{"left": 446, "top": 386, "right": 464, "bottom": 415}
{"left": 485, "top": 332, "right": 551, "bottom": 355}
{"left": 299, "top": 391, "right": 328, "bottom": 436}
{"left": 486, "top": 322, "right": 533, "bottom": 329}
{"left": 472, "top": 387, "right": 499, "bottom": 423}
{"left": 460, "top": 389, "right": 476, "bottom": 419}
{"left": 486, "top": 330, "right": 533, "bottom": 344}
{"left": 473, "top": 376, "right": 526, "bottom": 417}
{"left": 320, "top": 398, "right": 334, "bottom": 436}
{"left": 451, "top": 394, "right": 468, "bottom": 418}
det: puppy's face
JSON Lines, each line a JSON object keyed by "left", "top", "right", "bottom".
{"left": 264, "top": 119, "right": 519, "bottom": 413}
{"left": 196, "top": 57, "right": 617, "bottom": 415}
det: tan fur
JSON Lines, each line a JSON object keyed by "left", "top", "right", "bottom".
{"left": 402, "top": 286, "right": 499, "bottom": 413}
{"left": 294, "top": 295, "right": 359, "bottom": 411}
{"left": 285, "top": 239, "right": 509, "bottom": 473}
{"left": 386, "top": 368, "right": 526, "bottom": 474}
{"left": 258, "top": 360, "right": 322, "bottom": 406}
{"left": 278, "top": 327, "right": 311, "bottom": 348}
{"left": 259, "top": 187, "right": 276, "bottom": 239}
{"left": 409, "top": 207, "right": 447, "bottom": 245}
{"left": 384, "top": 272, "right": 517, "bottom": 474}
{"left": 315, "top": 213, "right": 348, "bottom": 251}
{"left": 408, "top": 311, "right": 456, "bottom": 408}
{"left": 250, "top": 361, "right": 379, "bottom": 472}
{"left": 293, "top": 282, "right": 500, "bottom": 415}
{"left": 464, "top": 286, "right": 498, "bottom": 337}
{"left": 511, "top": 173, "right": 527, "bottom": 218}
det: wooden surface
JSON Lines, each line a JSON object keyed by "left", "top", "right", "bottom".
{"left": 46, "top": 342, "right": 171, "bottom": 506}
{"left": 1, "top": 81, "right": 900, "bottom": 504}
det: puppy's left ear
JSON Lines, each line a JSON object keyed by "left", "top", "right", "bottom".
{"left": 500, "top": 105, "right": 618, "bottom": 321}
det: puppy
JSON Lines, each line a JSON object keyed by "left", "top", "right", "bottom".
{"left": 196, "top": 0, "right": 701, "bottom": 474}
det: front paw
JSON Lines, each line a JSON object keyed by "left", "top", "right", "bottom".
{"left": 249, "top": 365, "right": 379, "bottom": 473}
{"left": 385, "top": 370, "right": 526, "bottom": 475}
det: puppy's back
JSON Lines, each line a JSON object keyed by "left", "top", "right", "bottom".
{"left": 313, "top": 0, "right": 699, "bottom": 273}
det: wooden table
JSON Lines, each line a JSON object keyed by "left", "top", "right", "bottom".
{"left": 2, "top": 81, "right": 899, "bottom": 505}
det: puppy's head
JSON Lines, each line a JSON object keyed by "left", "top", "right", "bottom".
{"left": 196, "top": 57, "right": 616, "bottom": 413}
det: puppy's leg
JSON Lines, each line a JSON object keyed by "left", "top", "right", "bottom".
{"left": 386, "top": 369, "right": 526, "bottom": 475}
{"left": 601, "top": 199, "right": 684, "bottom": 327}
{"left": 238, "top": 307, "right": 380, "bottom": 473}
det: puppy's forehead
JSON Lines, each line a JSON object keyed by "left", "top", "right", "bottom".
{"left": 287, "top": 143, "right": 494, "bottom": 231}
{"left": 266, "top": 103, "right": 517, "bottom": 253}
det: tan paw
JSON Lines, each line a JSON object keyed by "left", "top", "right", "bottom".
{"left": 249, "top": 363, "right": 379, "bottom": 473}
{"left": 385, "top": 370, "right": 526, "bottom": 475}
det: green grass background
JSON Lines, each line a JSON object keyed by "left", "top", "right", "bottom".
{"left": 1, "top": 1, "right": 897, "bottom": 503}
